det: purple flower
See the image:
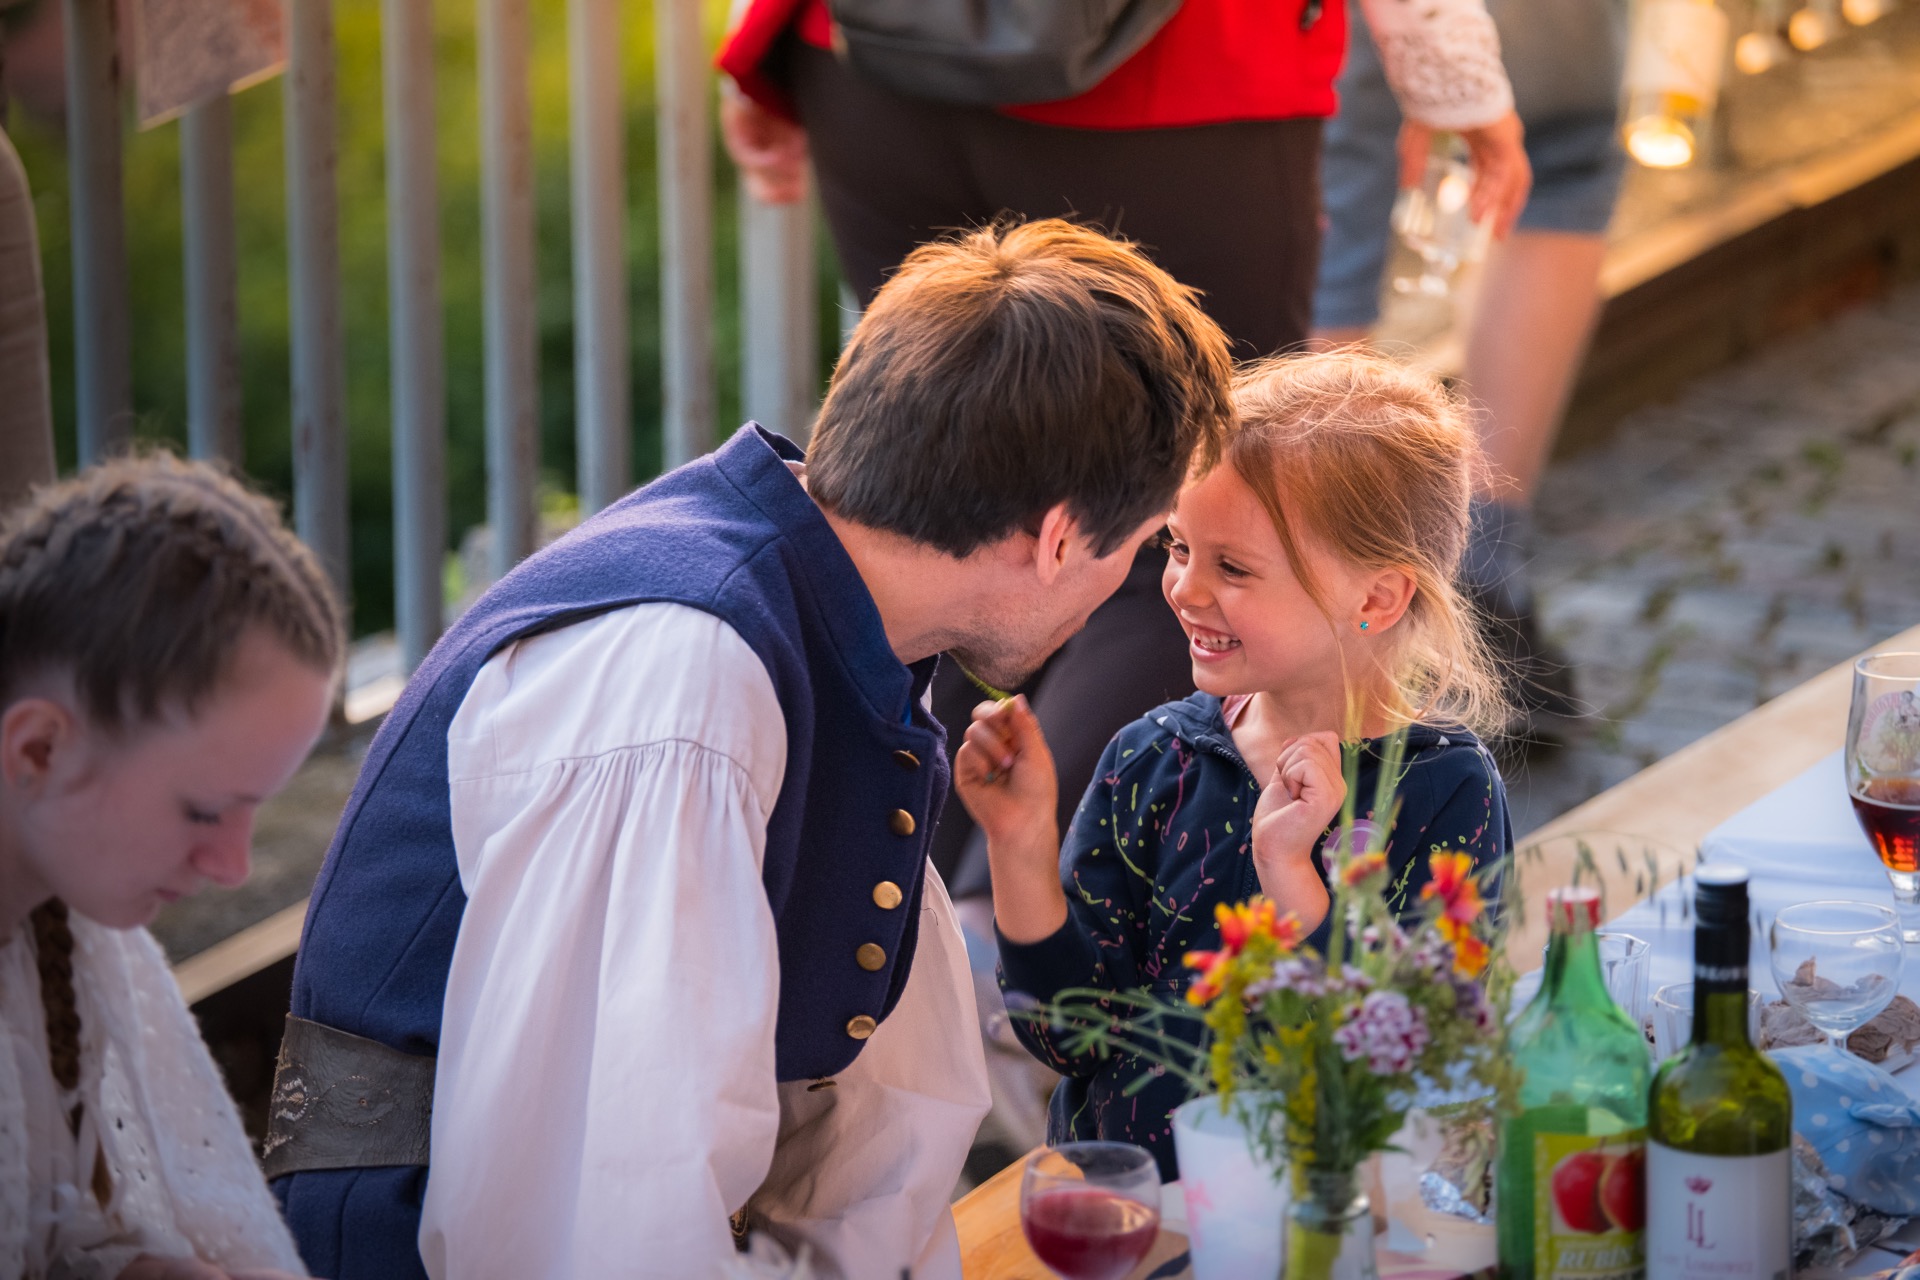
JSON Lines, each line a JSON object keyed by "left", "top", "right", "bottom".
{"left": 1332, "top": 990, "right": 1431, "bottom": 1075}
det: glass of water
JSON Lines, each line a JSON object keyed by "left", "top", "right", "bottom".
{"left": 1651, "top": 982, "right": 1767, "bottom": 1062}
{"left": 1390, "top": 144, "right": 1487, "bottom": 300}
{"left": 1768, "top": 900, "right": 1903, "bottom": 1055}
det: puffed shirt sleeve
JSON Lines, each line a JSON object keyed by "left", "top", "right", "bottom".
{"left": 1359, "top": 0, "right": 1515, "bottom": 130}
{"left": 419, "top": 603, "right": 789, "bottom": 1279}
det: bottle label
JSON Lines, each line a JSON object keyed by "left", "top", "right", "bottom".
{"left": 1625, "top": 1, "right": 1729, "bottom": 107}
{"left": 1645, "top": 1144, "right": 1790, "bottom": 1279}
{"left": 1534, "top": 1129, "right": 1646, "bottom": 1279}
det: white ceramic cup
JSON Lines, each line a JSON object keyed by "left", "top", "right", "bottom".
{"left": 1171, "top": 1094, "right": 1289, "bottom": 1280}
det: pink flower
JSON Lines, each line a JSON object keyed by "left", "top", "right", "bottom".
{"left": 1332, "top": 990, "right": 1431, "bottom": 1075}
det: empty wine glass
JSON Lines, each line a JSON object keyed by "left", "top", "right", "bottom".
{"left": 1847, "top": 653, "right": 1920, "bottom": 943}
{"left": 1768, "top": 901, "right": 1903, "bottom": 1056}
{"left": 1020, "top": 1142, "right": 1162, "bottom": 1280}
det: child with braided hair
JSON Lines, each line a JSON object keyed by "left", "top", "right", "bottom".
{"left": 0, "top": 453, "right": 342, "bottom": 1279}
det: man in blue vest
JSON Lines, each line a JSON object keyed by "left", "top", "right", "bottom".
{"left": 267, "top": 218, "right": 1231, "bottom": 1279}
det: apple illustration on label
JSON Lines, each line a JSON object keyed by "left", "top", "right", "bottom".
{"left": 1600, "top": 1149, "right": 1645, "bottom": 1231}
{"left": 1550, "top": 1150, "right": 1611, "bottom": 1234}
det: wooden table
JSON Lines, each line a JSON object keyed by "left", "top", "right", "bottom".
{"left": 953, "top": 623, "right": 1920, "bottom": 1278}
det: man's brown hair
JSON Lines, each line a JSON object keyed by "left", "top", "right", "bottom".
{"left": 0, "top": 450, "right": 344, "bottom": 729}
{"left": 806, "top": 219, "right": 1233, "bottom": 558}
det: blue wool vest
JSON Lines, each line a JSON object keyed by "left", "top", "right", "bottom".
{"left": 276, "top": 426, "right": 948, "bottom": 1279}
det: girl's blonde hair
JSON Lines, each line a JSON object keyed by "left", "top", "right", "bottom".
{"left": 1227, "top": 350, "right": 1506, "bottom": 739}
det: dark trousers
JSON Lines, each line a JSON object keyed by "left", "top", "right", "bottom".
{"left": 786, "top": 42, "right": 1324, "bottom": 897}
{"left": 786, "top": 41, "right": 1324, "bottom": 360}
{"left": 930, "top": 546, "right": 1197, "bottom": 900}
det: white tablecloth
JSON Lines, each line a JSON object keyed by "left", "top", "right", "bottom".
{"left": 1572, "top": 748, "right": 1920, "bottom": 1272}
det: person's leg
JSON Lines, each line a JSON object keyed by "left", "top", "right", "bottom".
{"left": 972, "top": 115, "right": 1324, "bottom": 356}
{"left": 1456, "top": 107, "right": 1624, "bottom": 740}
{"left": 1465, "top": 229, "right": 1609, "bottom": 502}
{"left": 782, "top": 40, "right": 995, "bottom": 302}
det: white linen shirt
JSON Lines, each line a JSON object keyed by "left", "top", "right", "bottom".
{"left": 419, "top": 602, "right": 991, "bottom": 1279}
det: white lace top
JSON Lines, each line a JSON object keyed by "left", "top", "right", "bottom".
{"left": 0, "top": 916, "right": 307, "bottom": 1280}
{"left": 1359, "top": 0, "right": 1515, "bottom": 129}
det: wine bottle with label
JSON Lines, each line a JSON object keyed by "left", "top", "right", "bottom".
{"left": 1646, "top": 866, "right": 1792, "bottom": 1280}
{"left": 1497, "top": 886, "right": 1649, "bottom": 1280}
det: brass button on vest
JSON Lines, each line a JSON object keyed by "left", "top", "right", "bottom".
{"left": 892, "top": 749, "right": 920, "bottom": 770}
{"left": 889, "top": 809, "right": 917, "bottom": 837}
{"left": 872, "top": 880, "right": 903, "bottom": 910}
{"left": 846, "top": 1015, "right": 877, "bottom": 1040}
{"left": 856, "top": 942, "right": 887, "bottom": 971}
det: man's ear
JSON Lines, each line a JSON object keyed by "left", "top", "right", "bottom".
{"left": 0, "top": 698, "right": 76, "bottom": 796}
{"left": 1355, "top": 566, "right": 1418, "bottom": 635}
{"left": 1031, "top": 502, "right": 1077, "bottom": 586}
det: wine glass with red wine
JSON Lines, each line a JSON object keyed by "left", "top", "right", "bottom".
{"left": 1019, "top": 1142, "right": 1162, "bottom": 1280}
{"left": 1847, "top": 652, "right": 1920, "bottom": 944}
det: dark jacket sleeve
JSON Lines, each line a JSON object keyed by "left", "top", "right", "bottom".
{"left": 998, "top": 733, "right": 1152, "bottom": 1078}
{"left": 1380, "top": 741, "right": 1512, "bottom": 923}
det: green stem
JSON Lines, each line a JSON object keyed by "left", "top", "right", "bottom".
{"left": 1287, "top": 1224, "right": 1343, "bottom": 1280}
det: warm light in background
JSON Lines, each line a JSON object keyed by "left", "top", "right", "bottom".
{"left": 1625, "top": 116, "right": 1698, "bottom": 168}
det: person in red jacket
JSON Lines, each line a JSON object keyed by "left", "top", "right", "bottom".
{"left": 717, "top": 0, "right": 1531, "bottom": 1160}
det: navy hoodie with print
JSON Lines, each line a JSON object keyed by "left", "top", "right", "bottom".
{"left": 997, "top": 692, "right": 1510, "bottom": 1180}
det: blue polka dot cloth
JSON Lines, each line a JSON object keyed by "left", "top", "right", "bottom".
{"left": 1773, "top": 1044, "right": 1920, "bottom": 1216}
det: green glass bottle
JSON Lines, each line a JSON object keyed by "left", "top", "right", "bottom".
{"left": 1646, "top": 865, "right": 1792, "bottom": 1279}
{"left": 1497, "top": 886, "right": 1649, "bottom": 1280}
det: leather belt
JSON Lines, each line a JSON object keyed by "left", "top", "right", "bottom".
{"left": 262, "top": 1015, "right": 436, "bottom": 1179}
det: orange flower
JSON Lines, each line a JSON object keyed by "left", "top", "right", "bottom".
{"left": 1181, "top": 899, "right": 1304, "bottom": 1006}
{"left": 1340, "top": 852, "right": 1388, "bottom": 887}
{"left": 1183, "top": 950, "right": 1232, "bottom": 1004}
{"left": 1421, "top": 852, "right": 1485, "bottom": 926}
{"left": 1437, "top": 915, "right": 1490, "bottom": 978}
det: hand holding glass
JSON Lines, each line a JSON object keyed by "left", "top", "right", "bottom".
{"left": 1020, "top": 1142, "right": 1161, "bottom": 1280}
{"left": 1768, "top": 900, "right": 1902, "bottom": 1054}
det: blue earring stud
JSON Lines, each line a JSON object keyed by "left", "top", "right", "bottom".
{"left": 1359, "top": 620, "right": 1370, "bottom": 631}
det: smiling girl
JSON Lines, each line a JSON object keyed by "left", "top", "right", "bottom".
{"left": 953, "top": 351, "right": 1513, "bottom": 1176}
{"left": 0, "top": 455, "right": 341, "bottom": 1278}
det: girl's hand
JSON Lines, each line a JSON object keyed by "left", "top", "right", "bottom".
{"left": 1251, "top": 732, "right": 1347, "bottom": 874}
{"left": 955, "top": 695, "right": 1069, "bottom": 944}
{"left": 954, "top": 695, "right": 1058, "bottom": 848}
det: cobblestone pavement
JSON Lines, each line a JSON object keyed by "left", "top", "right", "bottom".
{"left": 1506, "top": 277, "right": 1920, "bottom": 836}
{"left": 150, "top": 281, "right": 1920, "bottom": 960}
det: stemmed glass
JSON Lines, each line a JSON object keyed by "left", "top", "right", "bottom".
{"left": 1020, "top": 1142, "right": 1162, "bottom": 1280}
{"left": 1768, "top": 901, "right": 1903, "bottom": 1055}
{"left": 1846, "top": 652, "right": 1920, "bottom": 944}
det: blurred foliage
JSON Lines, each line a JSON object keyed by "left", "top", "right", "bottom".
{"left": 5, "top": 0, "right": 843, "bottom": 636}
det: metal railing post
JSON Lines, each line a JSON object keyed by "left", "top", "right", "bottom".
{"left": 284, "top": 0, "right": 351, "bottom": 597}
{"left": 654, "top": 0, "right": 714, "bottom": 468}
{"left": 0, "top": 123, "right": 55, "bottom": 505}
{"left": 384, "top": 0, "right": 446, "bottom": 669}
{"left": 62, "top": 0, "right": 132, "bottom": 461}
{"left": 479, "top": 0, "right": 539, "bottom": 577}
{"left": 181, "top": 96, "right": 243, "bottom": 465}
{"left": 570, "top": 0, "right": 629, "bottom": 515}
{"left": 739, "top": 191, "right": 818, "bottom": 444}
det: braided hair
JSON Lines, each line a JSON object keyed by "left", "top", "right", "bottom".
{"left": 1, "top": 451, "right": 344, "bottom": 1175}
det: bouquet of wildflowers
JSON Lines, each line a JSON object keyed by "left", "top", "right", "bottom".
{"left": 1035, "top": 732, "right": 1511, "bottom": 1277}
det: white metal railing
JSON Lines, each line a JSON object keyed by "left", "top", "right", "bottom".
{"left": 37, "top": 0, "right": 821, "bottom": 673}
